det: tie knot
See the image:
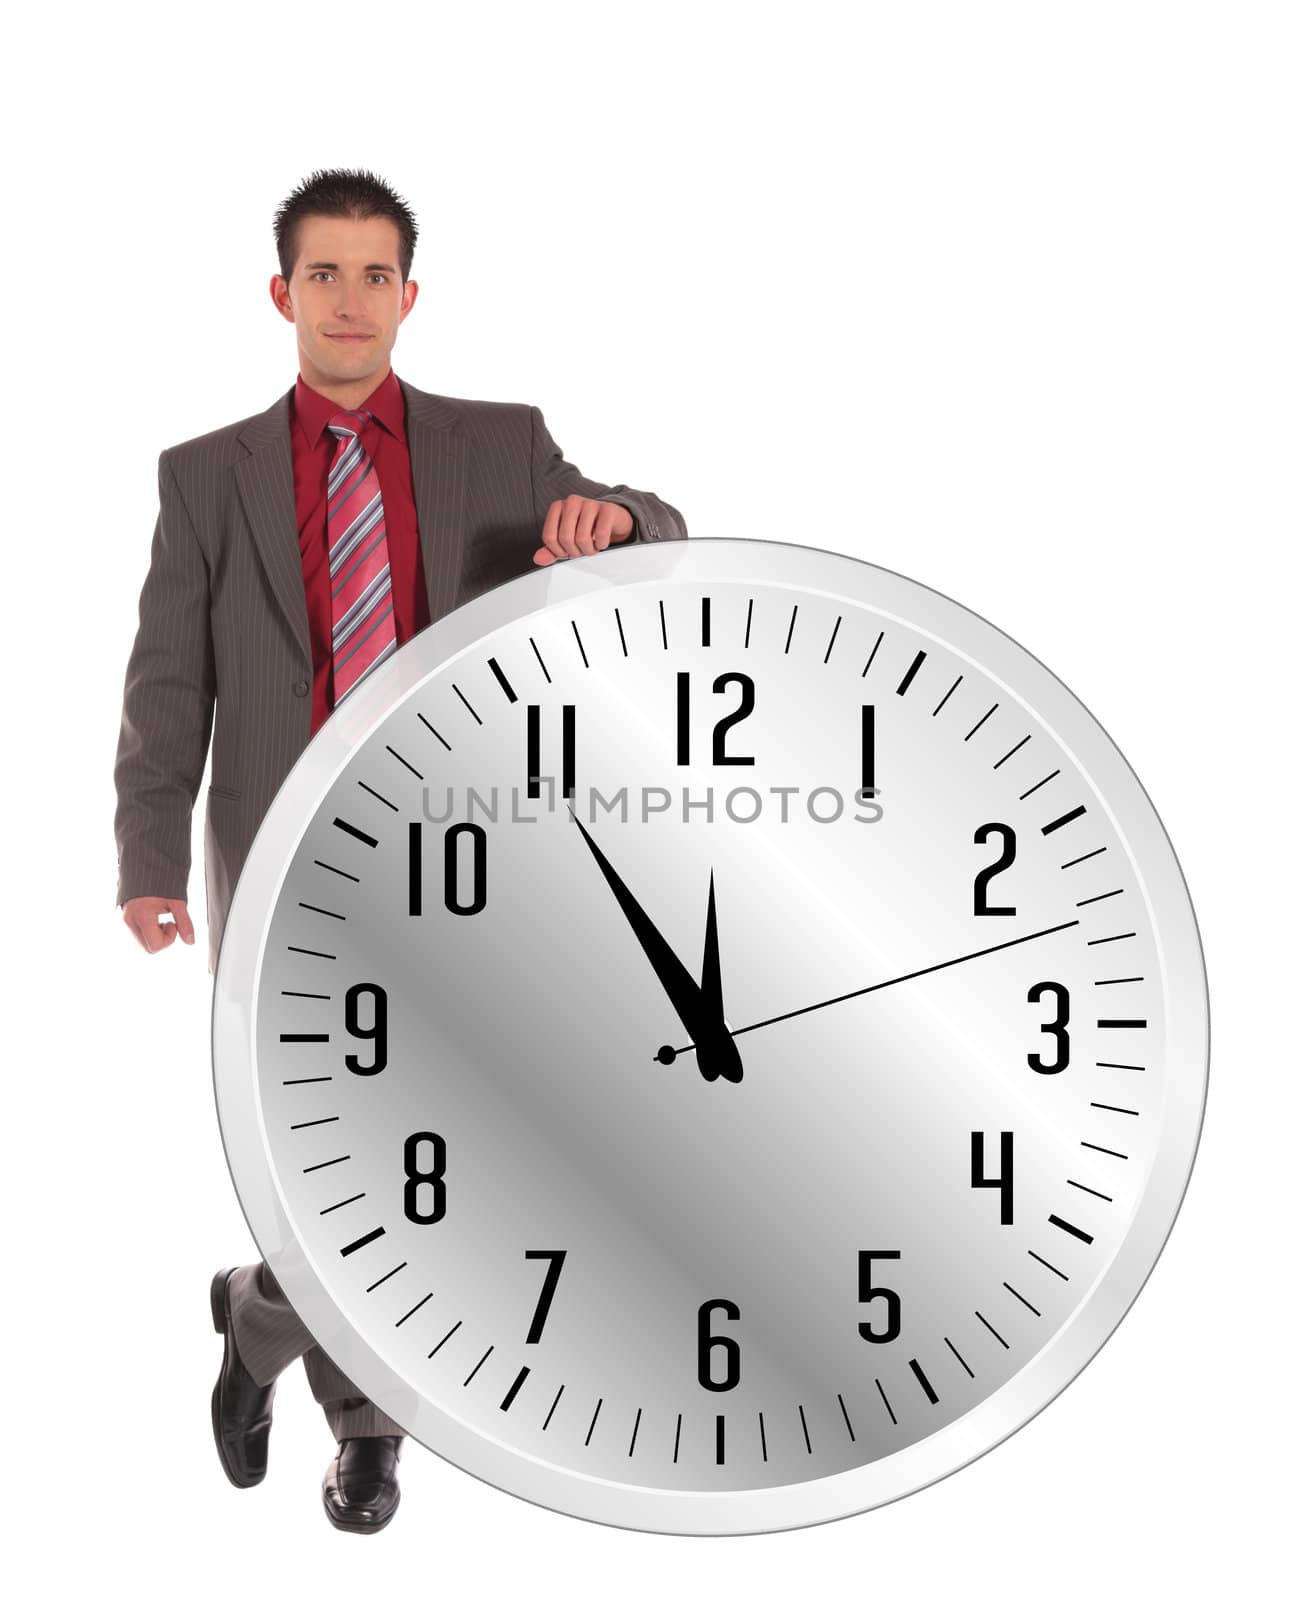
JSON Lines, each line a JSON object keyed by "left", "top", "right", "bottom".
{"left": 327, "top": 407, "right": 373, "bottom": 442}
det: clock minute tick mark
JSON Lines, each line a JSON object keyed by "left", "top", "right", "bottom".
{"left": 975, "top": 1311, "right": 1009, "bottom": 1350}
{"left": 298, "top": 901, "right": 344, "bottom": 921}
{"left": 965, "top": 703, "right": 998, "bottom": 740}
{"left": 1068, "top": 1178, "right": 1113, "bottom": 1202}
{"left": 452, "top": 683, "right": 482, "bottom": 724}
{"left": 1003, "top": 1282, "right": 1042, "bottom": 1317}
{"left": 933, "top": 675, "right": 962, "bottom": 715}
{"left": 463, "top": 1346, "right": 494, "bottom": 1386}
{"left": 1028, "top": 1250, "right": 1070, "bottom": 1282}
{"left": 303, "top": 1154, "right": 350, "bottom": 1173}
{"left": 571, "top": 619, "right": 590, "bottom": 668}
{"left": 823, "top": 614, "right": 841, "bottom": 662}
{"left": 945, "top": 1338, "right": 975, "bottom": 1379}
{"left": 366, "top": 1262, "right": 406, "bottom": 1292}
{"left": 395, "top": 1291, "right": 434, "bottom": 1326}
{"left": 1019, "top": 769, "right": 1060, "bottom": 799}
{"left": 428, "top": 1321, "right": 461, "bottom": 1359}
{"left": 386, "top": 746, "right": 424, "bottom": 780}
{"left": 416, "top": 711, "right": 452, "bottom": 750}
{"left": 356, "top": 778, "right": 398, "bottom": 811}
{"left": 994, "top": 733, "right": 1031, "bottom": 768}
{"left": 542, "top": 1385, "right": 564, "bottom": 1430}
{"left": 584, "top": 1399, "right": 603, "bottom": 1446}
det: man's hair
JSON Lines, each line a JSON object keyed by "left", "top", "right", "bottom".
{"left": 273, "top": 168, "right": 419, "bottom": 286}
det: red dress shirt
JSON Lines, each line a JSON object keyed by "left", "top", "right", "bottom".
{"left": 291, "top": 367, "right": 430, "bottom": 737}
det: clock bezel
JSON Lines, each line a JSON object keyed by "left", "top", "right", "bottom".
{"left": 211, "top": 538, "right": 1209, "bottom": 1536}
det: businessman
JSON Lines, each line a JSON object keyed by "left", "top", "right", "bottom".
{"left": 112, "top": 168, "right": 687, "bottom": 1534}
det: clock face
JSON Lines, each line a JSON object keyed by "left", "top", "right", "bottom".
{"left": 213, "top": 539, "right": 1208, "bottom": 1535}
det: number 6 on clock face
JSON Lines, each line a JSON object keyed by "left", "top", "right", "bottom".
{"left": 213, "top": 539, "right": 1208, "bottom": 1536}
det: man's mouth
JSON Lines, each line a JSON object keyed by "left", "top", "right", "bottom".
{"left": 327, "top": 333, "right": 373, "bottom": 342}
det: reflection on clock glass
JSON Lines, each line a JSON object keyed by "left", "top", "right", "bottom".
{"left": 255, "top": 582, "right": 1168, "bottom": 1493}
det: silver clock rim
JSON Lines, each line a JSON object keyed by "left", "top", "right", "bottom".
{"left": 211, "top": 538, "right": 1209, "bottom": 1536}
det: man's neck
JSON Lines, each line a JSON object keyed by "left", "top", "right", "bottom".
{"left": 299, "top": 362, "right": 392, "bottom": 411}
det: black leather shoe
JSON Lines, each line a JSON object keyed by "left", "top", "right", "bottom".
{"left": 322, "top": 1437, "right": 404, "bottom": 1533}
{"left": 210, "top": 1267, "right": 277, "bottom": 1488}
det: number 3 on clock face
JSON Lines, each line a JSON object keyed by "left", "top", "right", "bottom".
{"left": 213, "top": 539, "right": 1208, "bottom": 1536}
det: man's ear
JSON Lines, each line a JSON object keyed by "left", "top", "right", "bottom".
{"left": 271, "top": 275, "right": 295, "bottom": 324}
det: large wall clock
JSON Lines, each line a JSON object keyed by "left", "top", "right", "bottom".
{"left": 212, "top": 538, "right": 1208, "bottom": 1535}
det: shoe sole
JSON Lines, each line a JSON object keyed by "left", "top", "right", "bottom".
{"left": 211, "top": 1267, "right": 266, "bottom": 1490}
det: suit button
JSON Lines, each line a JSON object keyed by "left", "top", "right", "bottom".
{"left": 293, "top": 679, "right": 310, "bottom": 697}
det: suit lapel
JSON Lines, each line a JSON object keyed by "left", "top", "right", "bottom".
{"left": 234, "top": 388, "right": 312, "bottom": 666}
{"left": 233, "top": 378, "right": 469, "bottom": 667}
{"left": 400, "top": 379, "right": 469, "bottom": 625}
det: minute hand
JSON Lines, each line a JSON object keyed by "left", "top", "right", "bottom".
{"left": 568, "top": 810, "right": 735, "bottom": 1073}
{"left": 663, "top": 918, "right": 1081, "bottom": 1057}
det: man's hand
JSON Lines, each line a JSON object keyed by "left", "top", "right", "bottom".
{"left": 122, "top": 896, "right": 196, "bottom": 954}
{"left": 533, "top": 494, "right": 634, "bottom": 565}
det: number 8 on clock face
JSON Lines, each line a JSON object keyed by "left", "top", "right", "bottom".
{"left": 213, "top": 538, "right": 1208, "bottom": 1536}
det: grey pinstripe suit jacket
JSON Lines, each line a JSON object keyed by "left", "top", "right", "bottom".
{"left": 113, "top": 377, "right": 688, "bottom": 974}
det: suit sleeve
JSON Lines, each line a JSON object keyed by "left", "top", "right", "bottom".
{"left": 112, "top": 448, "right": 217, "bottom": 908}
{"left": 529, "top": 406, "right": 688, "bottom": 544}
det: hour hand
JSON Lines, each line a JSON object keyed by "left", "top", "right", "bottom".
{"left": 697, "top": 870, "right": 743, "bottom": 1084}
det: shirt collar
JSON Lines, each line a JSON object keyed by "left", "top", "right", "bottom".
{"left": 292, "top": 365, "right": 407, "bottom": 449}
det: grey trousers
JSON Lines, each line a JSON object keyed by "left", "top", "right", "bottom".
{"left": 226, "top": 1260, "right": 406, "bottom": 1442}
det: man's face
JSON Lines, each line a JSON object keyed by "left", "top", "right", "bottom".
{"left": 273, "top": 213, "right": 417, "bottom": 389}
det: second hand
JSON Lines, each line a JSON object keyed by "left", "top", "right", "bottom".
{"left": 659, "top": 918, "right": 1081, "bottom": 1059}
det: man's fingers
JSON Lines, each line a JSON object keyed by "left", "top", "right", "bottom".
{"left": 122, "top": 896, "right": 194, "bottom": 954}
{"left": 535, "top": 495, "right": 627, "bottom": 565}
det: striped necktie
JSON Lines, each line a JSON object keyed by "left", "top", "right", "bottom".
{"left": 326, "top": 407, "right": 398, "bottom": 709}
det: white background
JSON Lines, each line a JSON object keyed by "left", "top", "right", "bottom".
{"left": 5, "top": 1, "right": 1291, "bottom": 1592}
